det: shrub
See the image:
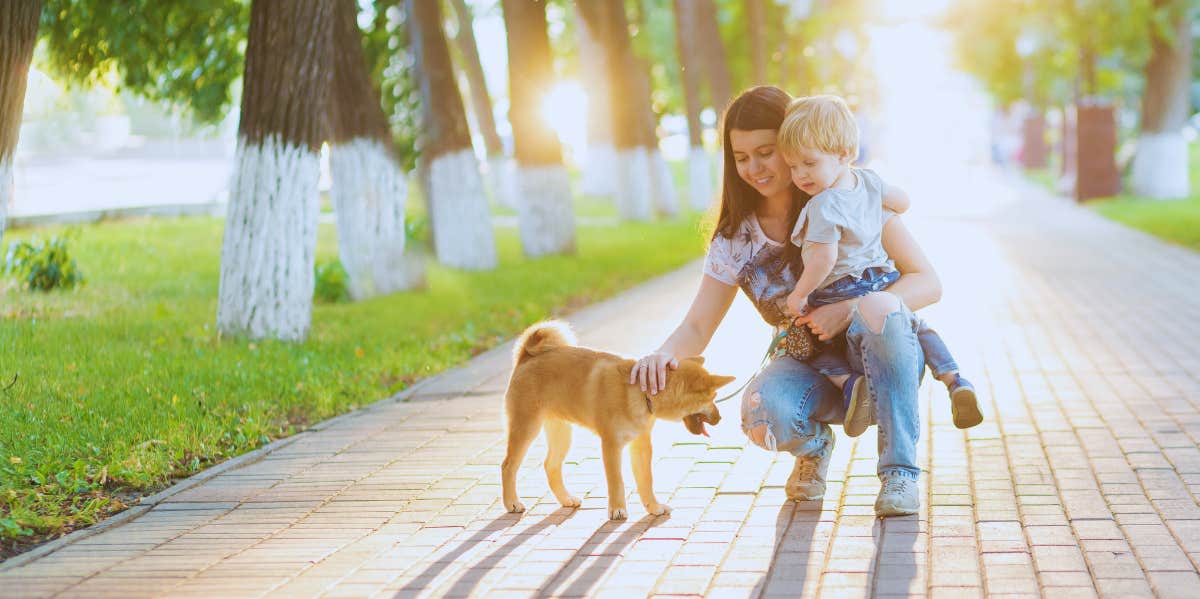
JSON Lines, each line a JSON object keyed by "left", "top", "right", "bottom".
{"left": 313, "top": 259, "right": 349, "bottom": 303}
{"left": 4, "top": 232, "right": 84, "bottom": 291}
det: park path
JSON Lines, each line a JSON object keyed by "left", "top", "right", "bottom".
{"left": 2, "top": 163, "right": 1200, "bottom": 598}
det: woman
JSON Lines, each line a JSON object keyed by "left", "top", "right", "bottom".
{"left": 629, "top": 86, "right": 940, "bottom": 517}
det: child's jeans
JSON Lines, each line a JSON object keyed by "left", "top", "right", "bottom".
{"left": 805, "top": 267, "right": 961, "bottom": 380}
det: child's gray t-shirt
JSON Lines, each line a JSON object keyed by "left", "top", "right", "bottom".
{"left": 790, "top": 168, "right": 895, "bottom": 289}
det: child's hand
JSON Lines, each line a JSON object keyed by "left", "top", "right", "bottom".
{"left": 785, "top": 292, "right": 809, "bottom": 318}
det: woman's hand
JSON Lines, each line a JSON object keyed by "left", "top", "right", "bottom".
{"left": 792, "top": 298, "right": 858, "bottom": 341}
{"left": 630, "top": 351, "right": 679, "bottom": 396}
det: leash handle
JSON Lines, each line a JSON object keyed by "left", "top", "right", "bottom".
{"left": 714, "top": 328, "right": 788, "bottom": 404}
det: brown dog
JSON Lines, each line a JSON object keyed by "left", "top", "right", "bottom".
{"left": 501, "top": 321, "right": 735, "bottom": 520}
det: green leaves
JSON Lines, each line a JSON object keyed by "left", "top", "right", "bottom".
{"left": 39, "top": 0, "right": 248, "bottom": 124}
{"left": 3, "top": 231, "right": 84, "bottom": 292}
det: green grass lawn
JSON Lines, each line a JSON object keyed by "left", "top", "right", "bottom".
{"left": 1025, "top": 141, "right": 1200, "bottom": 251}
{"left": 0, "top": 214, "right": 708, "bottom": 556}
{"left": 1089, "top": 141, "right": 1200, "bottom": 250}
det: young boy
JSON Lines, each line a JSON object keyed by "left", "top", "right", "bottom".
{"left": 778, "top": 94, "right": 982, "bottom": 436}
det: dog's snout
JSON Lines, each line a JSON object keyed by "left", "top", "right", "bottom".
{"left": 705, "top": 404, "right": 722, "bottom": 424}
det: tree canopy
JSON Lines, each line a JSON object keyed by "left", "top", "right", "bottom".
{"left": 39, "top": 0, "right": 246, "bottom": 124}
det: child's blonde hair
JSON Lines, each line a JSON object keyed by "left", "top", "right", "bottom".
{"left": 778, "top": 95, "right": 858, "bottom": 161}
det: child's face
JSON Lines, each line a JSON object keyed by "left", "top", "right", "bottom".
{"left": 784, "top": 146, "right": 851, "bottom": 196}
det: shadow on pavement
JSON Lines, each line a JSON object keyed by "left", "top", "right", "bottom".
{"left": 393, "top": 509, "right": 574, "bottom": 597}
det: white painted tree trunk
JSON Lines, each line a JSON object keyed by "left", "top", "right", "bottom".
{"left": 428, "top": 148, "right": 496, "bottom": 269}
{"left": 218, "top": 136, "right": 321, "bottom": 341}
{"left": 649, "top": 149, "right": 679, "bottom": 218}
{"left": 515, "top": 164, "right": 575, "bottom": 257}
{"left": 687, "top": 145, "right": 714, "bottom": 210}
{"left": 1130, "top": 131, "right": 1190, "bottom": 199}
{"left": 581, "top": 143, "right": 618, "bottom": 197}
{"left": 614, "top": 147, "right": 653, "bottom": 222}
{"left": 486, "top": 155, "right": 519, "bottom": 209}
{"left": 330, "top": 138, "right": 420, "bottom": 300}
{"left": 0, "top": 157, "right": 11, "bottom": 244}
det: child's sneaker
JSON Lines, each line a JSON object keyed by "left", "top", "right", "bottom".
{"left": 949, "top": 375, "right": 983, "bottom": 429}
{"left": 843, "top": 373, "right": 873, "bottom": 437}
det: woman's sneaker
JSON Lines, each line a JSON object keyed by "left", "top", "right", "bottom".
{"left": 949, "top": 375, "right": 983, "bottom": 429}
{"left": 786, "top": 435, "right": 835, "bottom": 501}
{"left": 842, "top": 373, "right": 874, "bottom": 438}
{"left": 875, "top": 474, "right": 920, "bottom": 517}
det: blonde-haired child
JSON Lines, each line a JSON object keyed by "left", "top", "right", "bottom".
{"left": 779, "top": 94, "right": 981, "bottom": 435}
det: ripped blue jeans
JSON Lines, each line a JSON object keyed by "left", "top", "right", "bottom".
{"left": 741, "top": 303, "right": 925, "bottom": 480}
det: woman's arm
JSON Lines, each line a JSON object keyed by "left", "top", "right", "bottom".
{"left": 630, "top": 275, "right": 738, "bottom": 395}
{"left": 794, "top": 216, "right": 941, "bottom": 340}
{"left": 879, "top": 215, "right": 941, "bottom": 310}
{"left": 883, "top": 185, "right": 911, "bottom": 214}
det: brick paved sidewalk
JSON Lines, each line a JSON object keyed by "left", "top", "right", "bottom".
{"left": 3, "top": 169, "right": 1199, "bottom": 598}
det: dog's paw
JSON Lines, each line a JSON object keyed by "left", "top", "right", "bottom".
{"left": 645, "top": 502, "right": 672, "bottom": 516}
{"left": 506, "top": 500, "right": 526, "bottom": 513}
{"left": 560, "top": 495, "right": 582, "bottom": 508}
{"left": 608, "top": 507, "right": 628, "bottom": 520}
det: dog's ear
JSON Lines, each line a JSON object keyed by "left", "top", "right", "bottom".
{"left": 709, "top": 374, "right": 737, "bottom": 388}
{"left": 683, "top": 356, "right": 705, "bottom": 366}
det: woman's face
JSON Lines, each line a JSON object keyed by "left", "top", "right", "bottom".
{"left": 729, "top": 129, "right": 792, "bottom": 200}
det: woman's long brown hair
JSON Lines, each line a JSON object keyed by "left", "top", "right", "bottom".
{"left": 711, "top": 86, "right": 810, "bottom": 268}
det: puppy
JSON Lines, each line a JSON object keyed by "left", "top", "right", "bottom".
{"left": 501, "top": 321, "right": 736, "bottom": 520}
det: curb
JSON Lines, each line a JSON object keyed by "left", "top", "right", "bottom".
{"left": 0, "top": 257, "right": 703, "bottom": 571}
{"left": 0, "top": 373, "right": 444, "bottom": 572}
{"left": 8, "top": 203, "right": 224, "bottom": 229}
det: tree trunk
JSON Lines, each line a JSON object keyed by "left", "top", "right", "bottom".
{"left": 746, "top": 0, "right": 767, "bottom": 84}
{"left": 448, "top": 0, "right": 516, "bottom": 209}
{"left": 501, "top": 0, "right": 575, "bottom": 257}
{"left": 1075, "top": 101, "right": 1121, "bottom": 201}
{"left": 578, "top": 0, "right": 653, "bottom": 221}
{"left": 575, "top": 3, "right": 617, "bottom": 198}
{"left": 1130, "top": 0, "right": 1192, "bottom": 199}
{"left": 1020, "top": 112, "right": 1048, "bottom": 169}
{"left": 217, "top": 0, "right": 333, "bottom": 341}
{"left": 448, "top": 0, "right": 502, "bottom": 159}
{"left": 406, "top": 0, "right": 495, "bottom": 269}
{"left": 673, "top": 0, "right": 713, "bottom": 210}
{"left": 0, "top": 0, "right": 40, "bottom": 246}
{"left": 696, "top": 0, "right": 733, "bottom": 115}
{"left": 1060, "top": 104, "right": 1077, "bottom": 195}
{"left": 329, "top": 0, "right": 420, "bottom": 300}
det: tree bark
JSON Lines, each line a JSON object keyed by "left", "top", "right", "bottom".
{"left": 217, "top": 0, "right": 333, "bottom": 341}
{"left": 501, "top": 0, "right": 575, "bottom": 256}
{"left": 746, "top": 0, "right": 767, "bottom": 84}
{"left": 406, "top": 0, "right": 495, "bottom": 269}
{"left": 329, "top": 0, "right": 420, "bottom": 300}
{"left": 1074, "top": 101, "right": 1121, "bottom": 201}
{"left": 696, "top": 0, "right": 733, "bottom": 115}
{"left": 0, "top": 0, "right": 41, "bottom": 245}
{"left": 1020, "top": 112, "right": 1048, "bottom": 169}
{"left": 575, "top": 3, "right": 617, "bottom": 198}
{"left": 673, "top": 0, "right": 713, "bottom": 210}
{"left": 1130, "top": 0, "right": 1192, "bottom": 199}
{"left": 448, "top": 0, "right": 503, "bottom": 158}
{"left": 447, "top": 0, "right": 516, "bottom": 210}
{"left": 578, "top": 0, "right": 654, "bottom": 221}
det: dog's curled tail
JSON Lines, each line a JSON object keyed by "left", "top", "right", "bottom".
{"left": 513, "top": 320, "right": 576, "bottom": 367}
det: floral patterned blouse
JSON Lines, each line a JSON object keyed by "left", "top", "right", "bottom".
{"left": 703, "top": 214, "right": 802, "bottom": 329}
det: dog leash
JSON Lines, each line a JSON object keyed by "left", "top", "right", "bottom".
{"left": 713, "top": 328, "right": 789, "bottom": 404}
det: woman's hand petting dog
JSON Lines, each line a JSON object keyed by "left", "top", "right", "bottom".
{"left": 630, "top": 351, "right": 678, "bottom": 396}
